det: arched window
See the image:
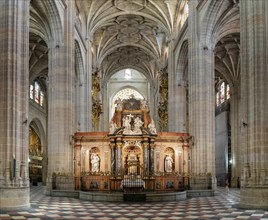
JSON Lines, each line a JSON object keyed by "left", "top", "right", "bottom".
{"left": 113, "top": 88, "right": 143, "bottom": 102}
{"left": 124, "top": 69, "right": 132, "bottom": 79}
{"left": 110, "top": 88, "right": 144, "bottom": 119}
{"left": 30, "top": 81, "right": 45, "bottom": 107}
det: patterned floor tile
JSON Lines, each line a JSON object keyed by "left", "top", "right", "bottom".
{"left": 0, "top": 186, "right": 267, "bottom": 220}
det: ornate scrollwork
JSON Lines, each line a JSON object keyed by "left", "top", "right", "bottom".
{"left": 92, "top": 70, "right": 102, "bottom": 130}
{"left": 158, "top": 68, "right": 168, "bottom": 131}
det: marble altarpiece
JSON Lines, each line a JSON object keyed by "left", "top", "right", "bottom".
{"left": 73, "top": 97, "right": 190, "bottom": 192}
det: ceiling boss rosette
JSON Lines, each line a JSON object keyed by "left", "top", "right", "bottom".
{"left": 114, "top": 0, "right": 146, "bottom": 12}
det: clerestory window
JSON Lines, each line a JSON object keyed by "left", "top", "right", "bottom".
{"left": 30, "top": 81, "right": 45, "bottom": 107}
{"left": 216, "top": 81, "right": 230, "bottom": 106}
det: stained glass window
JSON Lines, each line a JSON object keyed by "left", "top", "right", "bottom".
{"left": 30, "top": 85, "right": 34, "bottom": 99}
{"left": 226, "top": 84, "right": 230, "bottom": 99}
{"left": 40, "top": 91, "right": 44, "bottom": 106}
{"left": 30, "top": 81, "right": 45, "bottom": 108}
{"left": 124, "top": 69, "right": 132, "bottom": 79}
{"left": 220, "top": 82, "right": 225, "bottom": 104}
{"left": 34, "top": 81, "right": 40, "bottom": 103}
{"left": 215, "top": 80, "right": 230, "bottom": 107}
{"left": 216, "top": 92, "right": 220, "bottom": 106}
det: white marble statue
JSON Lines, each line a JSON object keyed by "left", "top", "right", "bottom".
{"left": 133, "top": 116, "right": 143, "bottom": 134}
{"left": 140, "top": 99, "right": 148, "bottom": 110}
{"left": 91, "top": 153, "right": 100, "bottom": 172}
{"left": 109, "top": 121, "right": 117, "bottom": 134}
{"left": 123, "top": 114, "right": 133, "bottom": 134}
{"left": 165, "top": 155, "right": 173, "bottom": 173}
{"left": 148, "top": 119, "right": 157, "bottom": 134}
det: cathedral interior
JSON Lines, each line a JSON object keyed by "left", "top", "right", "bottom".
{"left": 0, "top": 0, "right": 267, "bottom": 213}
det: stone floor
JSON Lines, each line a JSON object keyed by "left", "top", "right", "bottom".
{"left": 0, "top": 185, "right": 267, "bottom": 219}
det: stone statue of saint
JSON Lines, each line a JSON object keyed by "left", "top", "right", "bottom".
{"left": 140, "top": 99, "right": 148, "bottom": 110}
{"left": 133, "top": 116, "right": 143, "bottom": 134}
{"left": 109, "top": 121, "right": 117, "bottom": 134}
{"left": 123, "top": 114, "right": 133, "bottom": 134}
{"left": 148, "top": 119, "right": 157, "bottom": 134}
{"left": 91, "top": 153, "right": 100, "bottom": 172}
{"left": 165, "top": 155, "right": 173, "bottom": 173}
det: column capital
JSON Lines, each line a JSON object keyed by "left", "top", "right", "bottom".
{"left": 149, "top": 143, "right": 156, "bottom": 149}
{"left": 74, "top": 144, "right": 82, "bottom": 149}
{"left": 116, "top": 142, "right": 123, "bottom": 148}
{"left": 109, "top": 143, "right": 115, "bottom": 148}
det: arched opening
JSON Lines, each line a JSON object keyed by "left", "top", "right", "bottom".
{"left": 108, "top": 68, "right": 149, "bottom": 121}
{"left": 214, "top": 33, "right": 240, "bottom": 188}
{"left": 215, "top": 77, "right": 231, "bottom": 186}
{"left": 29, "top": 125, "right": 44, "bottom": 185}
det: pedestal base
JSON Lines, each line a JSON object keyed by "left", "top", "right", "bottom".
{"left": 190, "top": 176, "right": 217, "bottom": 190}
{"left": 0, "top": 187, "right": 30, "bottom": 210}
{"left": 240, "top": 187, "right": 268, "bottom": 210}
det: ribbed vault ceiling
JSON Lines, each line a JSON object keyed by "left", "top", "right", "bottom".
{"left": 215, "top": 33, "right": 240, "bottom": 87}
{"left": 76, "top": 0, "right": 188, "bottom": 79}
{"left": 29, "top": 32, "right": 48, "bottom": 88}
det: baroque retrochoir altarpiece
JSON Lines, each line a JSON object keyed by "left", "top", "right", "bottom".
{"left": 73, "top": 97, "right": 190, "bottom": 192}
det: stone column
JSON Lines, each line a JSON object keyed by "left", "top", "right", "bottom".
{"left": 102, "top": 82, "right": 109, "bottom": 131}
{"left": 116, "top": 142, "right": 122, "bottom": 175}
{"left": 74, "top": 40, "right": 89, "bottom": 132}
{"left": 0, "top": 0, "right": 30, "bottom": 209}
{"left": 85, "top": 39, "right": 93, "bottom": 131}
{"left": 230, "top": 90, "right": 242, "bottom": 188}
{"left": 110, "top": 143, "right": 115, "bottom": 174}
{"left": 149, "top": 143, "right": 155, "bottom": 175}
{"left": 168, "top": 41, "right": 188, "bottom": 132}
{"left": 46, "top": 1, "right": 75, "bottom": 189}
{"left": 149, "top": 80, "right": 159, "bottom": 122}
{"left": 143, "top": 143, "right": 149, "bottom": 175}
{"left": 175, "top": 79, "right": 187, "bottom": 132}
{"left": 240, "top": 0, "right": 268, "bottom": 210}
{"left": 168, "top": 40, "right": 175, "bottom": 132}
{"left": 188, "top": 0, "right": 216, "bottom": 190}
